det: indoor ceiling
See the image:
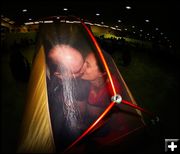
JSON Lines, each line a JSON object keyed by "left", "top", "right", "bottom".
{"left": 1, "top": 0, "right": 180, "bottom": 47}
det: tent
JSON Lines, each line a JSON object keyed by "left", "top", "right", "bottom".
{"left": 18, "top": 16, "right": 157, "bottom": 153}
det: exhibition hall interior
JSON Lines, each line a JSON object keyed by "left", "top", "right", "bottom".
{"left": 1, "top": 0, "right": 180, "bottom": 153}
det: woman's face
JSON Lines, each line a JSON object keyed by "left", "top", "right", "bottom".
{"left": 81, "top": 52, "right": 102, "bottom": 81}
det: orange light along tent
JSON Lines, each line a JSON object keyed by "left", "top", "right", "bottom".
{"left": 17, "top": 16, "right": 157, "bottom": 153}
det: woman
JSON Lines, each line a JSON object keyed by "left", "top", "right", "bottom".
{"left": 81, "top": 52, "right": 122, "bottom": 119}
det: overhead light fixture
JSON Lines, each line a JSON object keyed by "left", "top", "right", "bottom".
{"left": 22, "top": 9, "right": 27, "bottom": 12}
{"left": 3, "top": 17, "right": 10, "bottom": 22}
{"left": 24, "top": 22, "right": 33, "bottom": 25}
{"left": 145, "top": 19, "right": 150, "bottom": 22}
{"left": 95, "top": 23, "right": 101, "bottom": 26}
{"left": 118, "top": 20, "right": 121, "bottom": 22}
{"left": 44, "top": 20, "right": 53, "bottom": 23}
{"left": 66, "top": 20, "right": 75, "bottom": 23}
{"left": 126, "top": 6, "right": 131, "bottom": 10}
{"left": 110, "top": 27, "right": 116, "bottom": 30}
{"left": 63, "top": 8, "right": 68, "bottom": 11}
{"left": 96, "top": 13, "right": 100, "bottom": 16}
{"left": 71, "top": 21, "right": 81, "bottom": 23}
{"left": 84, "top": 22, "right": 94, "bottom": 25}
{"left": 9, "top": 21, "right": 15, "bottom": 24}
{"left": 34, "top": 21, "right": 39, "bottom": 24}
{"left": 102, "top": 25, "right": 109, "bottom": 28}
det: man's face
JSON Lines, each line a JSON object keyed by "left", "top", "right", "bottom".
{"left": 81, "top": 52, "right": 102, "bottom": 81}
{"left": 48, "top": 44, "right": 86, "bottom": 79}
{"left": 54, "top": 61, "right": 86, "bottom": 79}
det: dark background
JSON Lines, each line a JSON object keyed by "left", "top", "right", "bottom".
{"left": 1, "top": 0, "right": 180, "bottom": 153}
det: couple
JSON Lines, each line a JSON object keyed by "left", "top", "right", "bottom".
{"left": 46, "top": 43, "right": 121, "bottom": 152}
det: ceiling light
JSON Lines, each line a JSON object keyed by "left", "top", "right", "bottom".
{"left": 9, "top": 21, "right": 15, "bottom": 24}
{"left": 84, "top": 22, "right": 94, "bottom": 25}
{"left": 44, "top": 20, "right": 53, "bottom": 23}
{"left": 22, "top": 9, "right": 27, "bottom": 12}
{"left": 96, "top": 13, "right": 100, "bottom": 16}
{"left": 3, "top": 17, "right": 10, "bottom": 22}
{"left": 126, "top": 6, "right": 131, "bottom": 9}
{"left": 110, "top": 27, "right": 116, "bottom": 30}
{"left": 102, "top": 25, "right": 109, "bottom": 28}
{"left": 24, "top": 22, "right": 33, "bottom": 25}
{"left": 63, "top": 8, "right": 68, "bottom": 11}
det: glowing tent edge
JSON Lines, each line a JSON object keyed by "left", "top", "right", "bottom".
{"left": 17, "top": 46, "right": 55, "bottom": 153}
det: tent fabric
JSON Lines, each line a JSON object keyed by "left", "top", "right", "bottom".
{"left": 17, "top": 46, "right": 55, "bottom": 153}
{"left": 18, "top": 17, "right": 145, "bottom": 153}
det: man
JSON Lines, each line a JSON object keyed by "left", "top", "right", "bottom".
{"left": 46, "top": 44, "right": 90, "bottom": 152}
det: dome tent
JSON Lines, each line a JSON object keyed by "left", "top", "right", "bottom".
{"left": 18, "top": 16, "right": 153, "bottom": 153}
